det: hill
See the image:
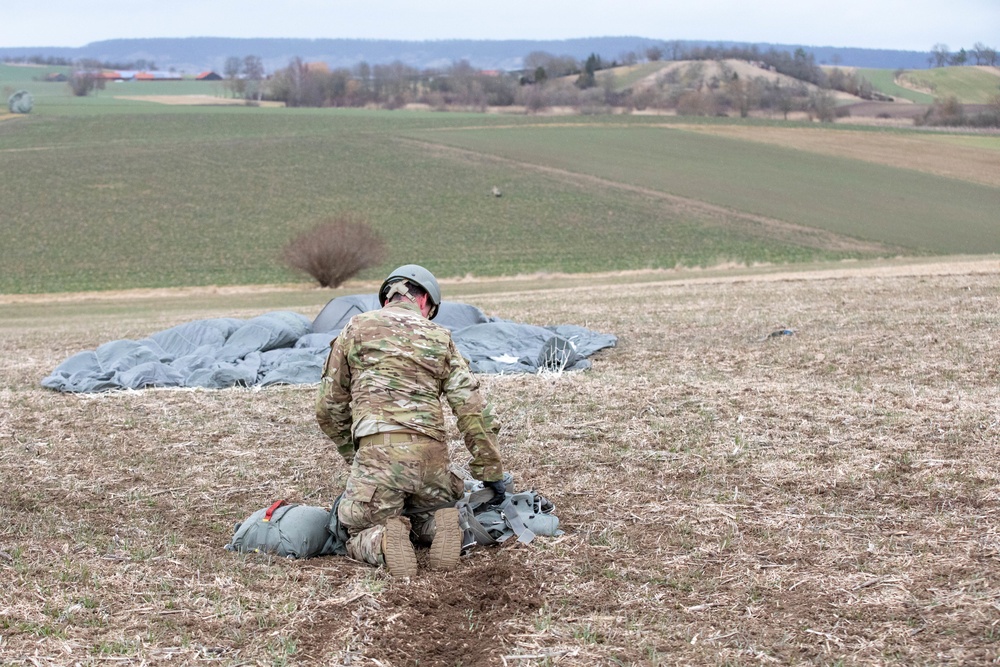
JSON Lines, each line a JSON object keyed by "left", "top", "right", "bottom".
{"left": 830, "top": 66, "right": 1000, "bottom": 105}
{"left": 897, "top": 65, "right": 1000, "bottom": 104}
{"left": 0, "top": 36, "right": 936, "bottom": 74}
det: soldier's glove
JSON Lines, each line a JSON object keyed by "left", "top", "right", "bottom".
{"left": 485, "top": 479, "right": 506, "bottom": 500}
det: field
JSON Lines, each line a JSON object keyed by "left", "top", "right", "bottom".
{"left": 2, "top": 259, "right": 1000, "bottom": 666}
{"left": 2, "top": 61, "right": 1000, "bottom": 665}
{"left": 854, "top": 69, "right": 935, "bottom": 105}
{"left": 897, "top": 67, "right": 1000, "bottom": 105}
{"left": 2, "top": 100, "right": 999, "bottom": 294}
{"left": 0, "top": 64, "right": 235, "bottom": 113}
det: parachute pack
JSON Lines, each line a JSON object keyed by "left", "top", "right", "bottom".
{"left": 224, "top": 473, "right": 562, "bottom": 559}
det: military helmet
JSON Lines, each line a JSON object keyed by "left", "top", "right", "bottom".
{"left": 379, "top": 264, "right": 442, "bottom": 319}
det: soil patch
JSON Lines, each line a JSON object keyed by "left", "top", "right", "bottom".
{"left": 114, "top": 94, "right": 285, "bottom": 107}
{"left": 672, "top": 123, "right": 1000, "bottom": 188}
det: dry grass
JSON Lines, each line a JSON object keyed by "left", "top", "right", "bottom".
{"left": 113, "top": 95, "right": 286, "bottom": 108}
{"left": 671, "top": 124, "right": 1000, "bottom": 189}
{"left": 2, "top": 259, "right": 1000, "bottom": 665}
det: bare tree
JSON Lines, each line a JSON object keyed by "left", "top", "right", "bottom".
{"left": 972, "top": 43, "right": 987, "bottom": 65}
{"left": 68, "top": 68, "right": 103, "bottom": 96}
{"left": 971, "top": 42, "right": 998, "bottom": 66}
{"left": 282, "top": 216, "right": 386, "bottom": 288}
{"left": 930, "top": 44, "right": 950, "bottom": 68}
{"left": 809, "top": 90, "right": 837, "bottom": 122}
{"left": 243, "top": 55, "right": 264, "bottom": 104}
{"left": 223, "top": 56, "right": 245, "bottom": 98}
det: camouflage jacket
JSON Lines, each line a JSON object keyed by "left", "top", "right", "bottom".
{"left": 316, "top": 301, "right": 503, "bottom": 482}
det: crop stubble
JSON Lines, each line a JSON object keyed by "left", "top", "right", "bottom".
{"left": 1, "top": 261, "right": 999, "bottom": 665}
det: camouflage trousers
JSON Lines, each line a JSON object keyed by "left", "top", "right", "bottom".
{"left": 336, "top": 433, "right": 466, "bottom": 567}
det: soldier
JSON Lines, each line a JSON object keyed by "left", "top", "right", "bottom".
{"left": 316, "top": 265, "right": 506, "bottom": 577}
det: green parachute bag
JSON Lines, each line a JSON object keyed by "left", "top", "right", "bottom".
{"left": 225, "top": 498, "right": 348, "bottom": 559}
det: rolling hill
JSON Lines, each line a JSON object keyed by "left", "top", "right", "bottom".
{"left": 0, "top": 36, "right": 936, "bottom": 74}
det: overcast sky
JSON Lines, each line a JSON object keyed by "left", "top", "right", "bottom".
{"left": 2, "top": 0, "right": 997, "bottom": 51}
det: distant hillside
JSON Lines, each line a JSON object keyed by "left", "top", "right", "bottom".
{"left": 0, "top": 37, "right": 934, "bottom": 74}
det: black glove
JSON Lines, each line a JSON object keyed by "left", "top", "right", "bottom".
{"left": 485, "top": 479, "right": 506, "bottom": 499}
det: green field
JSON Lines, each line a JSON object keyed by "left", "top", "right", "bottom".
{"left": 898, "top": 66, "right": 1000, "bottom": 104}
{"left": 856, "top": 68, "right": 935, "bottom": 104}
{"left": 1, "top": 63, "right": 232, "bottom": 113}
{"left": 2, "top": 79, "right": 999, "bottom": 294}
{"left": 411, "top": 124, "right": 1000, "bottom": 253}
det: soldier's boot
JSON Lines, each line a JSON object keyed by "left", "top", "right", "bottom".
{"left": 428, "top": 507, "right": 462, "bottom": 571}
{"left": 381, "top": 517, "right": 417, "bottom": 578}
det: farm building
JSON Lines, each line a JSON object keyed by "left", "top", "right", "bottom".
{"left": 196, "top": 71, "right": 222, "bottom": 81}
{"left": 133, "top": 71, "right": 182, "bottom": 81}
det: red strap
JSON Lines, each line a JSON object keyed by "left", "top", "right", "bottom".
{"left": 263, "top": 499, "right": 287, "bottom": 522}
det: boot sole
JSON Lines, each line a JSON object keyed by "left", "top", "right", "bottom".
{"left": 382, "top": 518, "right": 418, "bottom": 578}
{"left": 428, "top": 507, "right": 462, "bottom": 571}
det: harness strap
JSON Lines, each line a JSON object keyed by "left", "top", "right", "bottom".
{"left": 459, "top": 506, "right": 499, "bottom": 547}
{"left": 263, "top": 499, "right": 287, "bottom": 522}
{"left": 499, "top": 497, "right": 536, "bottom": 544}
{"left": 404, "top": 487, "right": 497, "bottom": 516}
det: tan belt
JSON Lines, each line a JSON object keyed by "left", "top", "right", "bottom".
{"left": 357, "top": 431, "right": 423, "bottom": 447}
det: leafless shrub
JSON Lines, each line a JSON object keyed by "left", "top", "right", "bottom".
{"left": 282, "top": 216, "right": 386, "bottom": 288}
{"left": 676, "top": 90, "right": 716, "bottom": 116}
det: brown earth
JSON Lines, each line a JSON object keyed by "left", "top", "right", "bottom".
{"left": 2, "top": 258, "right": 1000, "bottom": 665}
{"left": 671, "top": 124, "right": 1000, "bottom": 188}
{"left": 113, "top": 95, "right": 286, "bottom": 108}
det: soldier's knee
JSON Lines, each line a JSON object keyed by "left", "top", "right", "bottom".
{"left": 337, "top": 498, "right": 371, "bottom": 531}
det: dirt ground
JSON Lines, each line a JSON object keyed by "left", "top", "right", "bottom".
{"left": 113, "top": 95, "right": 286, "bottom": 108}
{"left": 2, "top": 258, "right": 999, "bottom": 665}
{"left": 669, "top": 124, "right": 1000, "bottom": 189}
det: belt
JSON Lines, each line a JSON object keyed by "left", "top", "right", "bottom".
{"left": 357, "top": 431, "right": 424, "bottom": 447}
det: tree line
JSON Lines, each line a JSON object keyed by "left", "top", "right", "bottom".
{"left": 215, "top": 43, "right": 885, "bottom": 122}
{"left": 29, "top": 39, "right": 996, "bottom": 125}
{"left": 929, "top": 43, "right": 998, "bottom": 67}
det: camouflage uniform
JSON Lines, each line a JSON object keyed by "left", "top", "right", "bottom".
{"left": 316, "top": 300, "right": 504, "bottom": 566}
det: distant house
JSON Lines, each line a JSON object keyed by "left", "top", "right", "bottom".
{"left": 44, "top": 72, "right": 67, "bottom": 82}
{"left": 196, "top": 71, "right": 222, "bottom": 81}
{"left": 134, "top": 71, "right": 182, "bottom": 81}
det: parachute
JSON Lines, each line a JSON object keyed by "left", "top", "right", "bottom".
{"left": 224, "top": 473, "right": 561, "bottom": 559}
{"left": 8, "top": 90, "right": 33, "bottom": 114}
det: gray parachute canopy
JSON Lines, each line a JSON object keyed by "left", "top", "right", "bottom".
{"left": 42, "top": 295, "right": 617, "bottom": 393}
{"left": 8, "top": 90, "right": 33, "bottom": 114}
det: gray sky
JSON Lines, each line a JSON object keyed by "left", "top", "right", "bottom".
{"left": 2, "top": 0, "right": 997, "bottom": 51}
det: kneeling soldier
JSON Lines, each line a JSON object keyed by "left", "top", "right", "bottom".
{"left": 316, "top": 265, "right": 506, "bottom": 576}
